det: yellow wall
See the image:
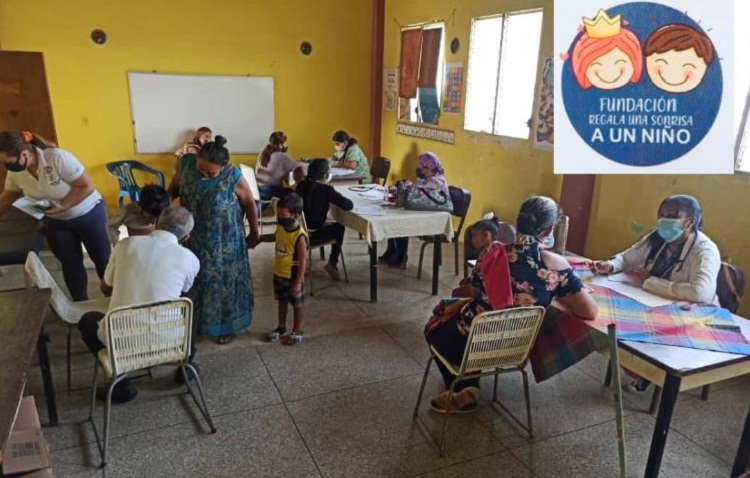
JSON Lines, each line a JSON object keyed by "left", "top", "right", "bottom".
{"left": 0, "top": 0, "right": 373, "bottom": 213}
{"left": 381, "top": 0, "right": 559, "bottom": 228}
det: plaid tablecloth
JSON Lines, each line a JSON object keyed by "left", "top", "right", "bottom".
{"left": 529, "top": 262, "right": 750, "bottom": 383}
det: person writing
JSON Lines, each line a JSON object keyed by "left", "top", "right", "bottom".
{"left": 331, "top": 130, "right": 370, "bottom": 178}
{"left": 0, "top": 131, "right": 110, "bottom": 301}
{"left": 591, "top": 195, "right": 720, "bottom": 303}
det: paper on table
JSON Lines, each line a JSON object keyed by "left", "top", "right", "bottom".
{"left": 356, "top": 205, "right": 385, "bottom": 216}
{"left": 331, "top": 167, "right": 356, "bottom": 177}
{"left": 591, "top": 273, "right": 676, "bottom": 307}
{"left": 358, "top": 189, "right": 385, "bottom": 200}
{"left": 12, "top": 197, "right": 45, "bottom": 220}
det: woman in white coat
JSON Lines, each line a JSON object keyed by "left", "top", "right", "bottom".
{"left": 592, "top": 195, "right": 720, "bottom": 304}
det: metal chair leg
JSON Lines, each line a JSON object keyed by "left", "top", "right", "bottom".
{"left": 413, "top": 357, "right": 433, "bottom": 419}
{"left": 66, "top": 327, "right": 72, "bottom": 395}
{"left": 454, "top": 240, "right": 459, "bottom": 276}
{"left": 182, "top": 364, "right": 217, "bottom": 433}
{"left": 522, "top": 370, "right": 533, "bottom": 438}
{"left": 340, "top": 249, "right": 349, "bottom": 283}
{"left": 319, "top": 247, "right": 325, "bottom": 261}
{"left": 438, "top": 381, "right": 458, "bottom": 456}
{"left": 417, "top": 241, "right": 429, "bottom": 279}
{"left": 701, "top": 384, "right": 711, "bottom": 401}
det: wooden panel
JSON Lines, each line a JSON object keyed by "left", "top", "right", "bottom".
{"left": 369, "top": 0, "right": 385, "bottom": 160}
{"left": 0, "top": 51, "right": 57, "bottom": 144}
{"left": 559, "top": 175, "right": 596, "bottom": 255}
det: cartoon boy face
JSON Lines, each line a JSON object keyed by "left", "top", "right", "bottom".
{"left": 646, "top": 48, "right": 708, "bottom": 93}
{"left": 584, "top": 47, "right": 635, "bottom": 90}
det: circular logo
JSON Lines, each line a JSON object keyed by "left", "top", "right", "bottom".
{"left": 561, "top": 2, "right": 722, "bottom": 167}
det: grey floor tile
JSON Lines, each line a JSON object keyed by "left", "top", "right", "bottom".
{"left": 510, "top": 412, "right": 731, "bottom": 478}
{"left": 50, "top": 404, "right": 320, "bottom": 478}
{"left": 258, "top": 327, "right": 423, "bottom": 402}
{"left": 382, "top": 318, "right": 434, "bottom": 365}
{"left": 410, "top": 451, "right": 534, "bottom": 478}
{"left": 671, "top": 379, "right": 750, "bottom": 464}
{"left": 287, "top": 374, "right": 504, "bottom": 478}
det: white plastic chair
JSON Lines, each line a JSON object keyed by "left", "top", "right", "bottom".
{"left": 88, "top": 297, "right": 216, "bottom": 468}
{"left": 300, "top": 213, "right": 348, "bottom": 295}
{"left": 413, "top": 306, "right": 546, "bottom": 455}
{"left": 240, "top": 164, "right": 276, "bottom": 233}
{"left": 24, "top": 252, "right": 110, "bottom": 395}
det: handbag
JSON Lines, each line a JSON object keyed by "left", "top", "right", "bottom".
{"left": 404, "top": 186, "right": 453, "bottom": 212}
{"left": 393, "top": 180, "right": 413, "bottom": 207}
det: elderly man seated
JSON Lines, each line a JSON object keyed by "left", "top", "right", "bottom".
{"left": 78, "top": 206, "right": 200, "bottom": 403}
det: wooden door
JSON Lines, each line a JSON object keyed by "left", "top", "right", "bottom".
{"left": 559, "top": 175, "right": 596, "bottom": 255}
{"left": 0, "top": 51, "right": 57, "bottom": 193}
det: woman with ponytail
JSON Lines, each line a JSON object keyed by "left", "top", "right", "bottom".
{"left": 331, "top": 130, "right": 370, "bottom": 178}
{"left": 295, "top": 159, "right": 353, "bottom": 280}
{"left": 171, "top": 134, "right": 260, "bottom": 344}
{"left": 0, "top": 131, "right": 110, "bottom": 301}
{"left": 256, "top": 131, "right": 302, "bottom": 200}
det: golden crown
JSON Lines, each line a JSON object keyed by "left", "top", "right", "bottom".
{"left": 583, "top": 9, "right": 621, "bottom": 38}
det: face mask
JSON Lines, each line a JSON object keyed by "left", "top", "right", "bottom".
{"left": 277, "top": 217, "right": 297, "bottom": 229}
{"left": 334, "top": 144, "right": 345, "bottom": 152}
{"left": 657, "top": 218, "right": 684, "bottom": 243}
{"left": 324, "top": 172, "right": 333, "bottom": 183}
{"left": 542, "top": 231, "right": 555, "bottom": 249}
{"left": 4, "top": 156, "right": 26, "bottom": 172}
{"left": 415, "top": 167, "right": 425, "bottom": 179}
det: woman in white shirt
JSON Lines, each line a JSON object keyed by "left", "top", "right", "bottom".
{"left": 0, "top": 131, "right": 110, "bottom": 301}
{"left": 255, "top": 131, "right": 303, "bottom": 200}
{"left": 592, "top": 195, "right": 720, "bottom": 303}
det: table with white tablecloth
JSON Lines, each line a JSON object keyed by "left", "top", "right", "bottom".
{"left": 329, "top": 185, "right": 454, "bottom": 302}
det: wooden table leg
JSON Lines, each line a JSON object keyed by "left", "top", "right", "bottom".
{"left": 36, "top": 329, "right": 58, "bottom": 426}
{"left": 369, "top": 242, "right": 378, "bottom": 303}
{"left": 731, "top": 406, "right": 750, "bottom": 478}
{"left": 432, "top": 236, "right": 441, "bottom": 295}
{"left": 644, "top": 374, "right": 681, "bottom": 478}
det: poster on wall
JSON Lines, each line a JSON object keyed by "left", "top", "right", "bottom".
{"left": 383, "top": 68, "right": 399, "bottom": 111}
{"left": 442, "top": 62, "right": 464, "bottom": 114}
{"left": 534, "top": 57, "right": 554, "bottom": 150}
{"left": 554, "top": 0, "right": 733, "bottom": 174}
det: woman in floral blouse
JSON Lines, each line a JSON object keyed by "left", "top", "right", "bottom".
{"left": 426, "top": 197, "right": 598, "bottom": 413}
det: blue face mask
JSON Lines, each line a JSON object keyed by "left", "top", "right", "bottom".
{"left": 415, "top": 167, "right": 425, "bottom": 179}
{"left": 277, "top": 217, "right": 297, "bottom": 229}
{"left": 657, "top": 218, "right": 684, "bottom": 243}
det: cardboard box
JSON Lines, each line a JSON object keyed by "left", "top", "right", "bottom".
{"left": 1, "top": 396, "right": 51, "bottom": 476}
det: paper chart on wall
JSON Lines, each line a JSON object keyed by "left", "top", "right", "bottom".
{"left": 442, "top": 62, "right": 464, "bottom": 114}
{"left": 591, "top": 273, "right": 676, "bottom": 307}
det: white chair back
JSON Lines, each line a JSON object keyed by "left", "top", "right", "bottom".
{"left": 24, "top": 252, "right": 71, "bottom": 323}
{"left": 459, "top": 306, "right": 546, "bottom": 375}
{"left": 240, "top": 164, "right": 261, "bottom": 202}
{"left": 105, "top": 298, "right": 193, "bottom": 376}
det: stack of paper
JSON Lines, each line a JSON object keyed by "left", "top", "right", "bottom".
{"left": 358, "top": 189, "right": 385, "bottom": 200}
{"left": 331, "top": 167, "right": 356, "bottom": 177}
{"left": 356, "top": 205, "right": 385, "bottom": 216}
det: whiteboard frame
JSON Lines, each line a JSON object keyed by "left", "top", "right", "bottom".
{"left": 127, "top": 71, "right": 275, "bottom": 155}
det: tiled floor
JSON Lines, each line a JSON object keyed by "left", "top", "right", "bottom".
{"left": 2, "top": 235, "right": 747, "bottom": 477}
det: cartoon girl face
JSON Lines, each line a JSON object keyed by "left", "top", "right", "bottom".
{"left": 646, "top": 48, "right": 709, "bottom": 93}
{"left": 584, "top": 47, "right": 636, "bottom": 90}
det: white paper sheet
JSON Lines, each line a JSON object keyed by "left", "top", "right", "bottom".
{"left": 331, "top": 167, "right": 356, "bottom": 177}
{"left": 12, "top": 197, "right": 45, "bottom": 220}
{"left": 591, "top": 273, "right": 676, "bottom": 308}
{"left": 355, "top": 205, "right": 385, "bottom": 216}
{"left": 358, "top": 189, "right": 386, "bottom": 200}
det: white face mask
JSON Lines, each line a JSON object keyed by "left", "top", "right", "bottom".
{"left": 542, "top": 231, "right": 555, "bottom": 249}
{"left": 325, "top": 172, "right": 333, "bottom": 183}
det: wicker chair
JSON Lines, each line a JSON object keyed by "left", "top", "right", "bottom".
{"left": 24, "top": 252, "right": 110, "bottom": 395}
{"left": 88, "top": 298, "right": 216, "bottom": 468}
{"left": 413, "top": 306, "right": 546, "bottom": 455}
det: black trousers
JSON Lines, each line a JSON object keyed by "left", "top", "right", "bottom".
{"left": 309, "top": 223, "right": 345, "bottom": 265}
{"left": 425, "top": 318, "right": 479, "bottom": 392}
{"left": 384, "top": 237, "right": 409, "bottom": 262}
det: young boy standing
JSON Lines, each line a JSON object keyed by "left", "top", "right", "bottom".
{"left": 260, "top": 193, "right": 308, "bottom": 345}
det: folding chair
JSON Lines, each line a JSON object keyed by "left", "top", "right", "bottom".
{"left": 25, "top": 252, "right": 110, "bottom": 395}
{"left": 417, "top": 186, "right": 471, "bottom": 279}
{"left": 301, "top": 213, "right": 348, "bottom": 296}
{"left": 106, "top": 160, "right": 166, "bottom": 210}
{"left": 88, "top": 298, "right": 216, "bottom": 468}
{"left": 413, "top": 306, "right": 546, "bottom": 455}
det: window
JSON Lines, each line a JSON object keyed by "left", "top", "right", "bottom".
{"left": 398, "top": 23, "right": 445, "bottom": 125}
{"left": 464, "top": 10, "right": 544, "bottom": 139}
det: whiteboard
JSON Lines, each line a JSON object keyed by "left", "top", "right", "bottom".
{"left": 127, "top": 72, "right": 274, "bottom": 154}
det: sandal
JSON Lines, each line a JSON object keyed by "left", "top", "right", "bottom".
{"left": 265, "top": 327, "right": 287, "bottom": 342}
{"left": 324, "top": 263, "right": 341, "bottom": 281}
{"left": 281, "top": 331, "right": 303, "bottom": 346}
{"left": 217, "top": 334, "right": 236, "bottom": 345}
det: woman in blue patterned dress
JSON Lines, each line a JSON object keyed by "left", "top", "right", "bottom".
{"left": 171, "top": 135, "right": 260, "bottom": 344}
{"left": 426, "top": 196, "right": 598, "bottom": 413}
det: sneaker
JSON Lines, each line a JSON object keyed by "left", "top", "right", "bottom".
{"left": 281, "top": 331, "right": 303, "bottom": 346}
{"left": 265, "top": 327, "right": 287, "bottom": 342}
{"left": 96, "top": 378, "right": 138, "bottom": 404}
{"left": 626, "top": 378, "right": 653, "bottom": 393}
{"left": 324, "top": 263, "right": 341, "bottom": 281}
{"left": 429, "top": 387, "right": 479, "bottom": 414}
{"left": 175, "top": 362, "right": 200, "bottom": 385}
